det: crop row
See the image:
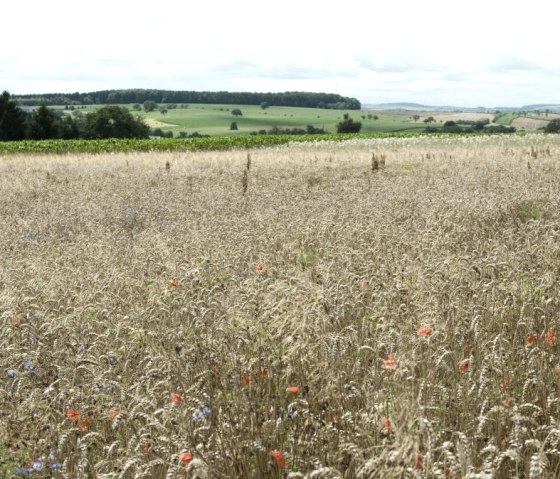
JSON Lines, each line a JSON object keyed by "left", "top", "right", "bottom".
{"left": 0, "top": 132, "right": 428, "bottom": 155}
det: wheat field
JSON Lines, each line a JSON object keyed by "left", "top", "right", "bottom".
{"left": 1, "top": 134, "right": 560, "bottom": 478}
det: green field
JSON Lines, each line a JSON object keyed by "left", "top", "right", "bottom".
{"left": 58, "top": 104, "right": 435, "bottom": 137}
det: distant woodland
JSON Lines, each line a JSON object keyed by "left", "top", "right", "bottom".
{"left": 13, "top": 89, "right": 361, "bottom": 110}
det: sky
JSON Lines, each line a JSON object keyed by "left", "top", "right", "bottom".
{"left": 2, "top": 0, "right": 559, "bottom": 107}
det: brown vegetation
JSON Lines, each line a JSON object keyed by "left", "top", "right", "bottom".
{"left": 511, "top": 118, "right": 550, "bottom": 131}
{"left": 1, "top": 134, "right": 560, "bottom": 477}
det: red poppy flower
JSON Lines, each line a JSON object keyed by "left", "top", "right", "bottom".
{"left": 527, "top": 333, "right": 539, "bottom": 346}
{"left": 261, "top": 367, "right": 269, "bottom": 379}
{"left": 417, "top": 326, "right": 433, "bottom": 337}
{"left": 108, "top": 407, "right": 119, "bottom": 419}
{"left": 171, "top": 392, "right": 182, "bottom": 405}
{"left": 242, "top": 375, "right": 254, "bottom": 385}
{"left": 380, "top": 416, "right": 393, "bottom": 433}
{"left": 414, "top": 451, "right": 424, "bottom": 469}
{"left": 271, "top": 450, "right": 287, "bottom": 469}
{"left": 78, "top": 418, "right": 92, "bottom": 431}
{"left": 286, "top": 386, "right": 300, "bottom": 394}
{"left": 66, "top": 409, "right": 81, "bottom": 421}
{"left": 460, "top": 360, "right": 471, "bottom": 374}
{"left": 168, "top": 279, "right": 178, "bottom": 287}
{"left": 545, "top": 328, "right": 557, "bottom": 347}
{"left": 255, "top": 265, "right": 264, "bottom": 272}
{"left": 383, "top": 354, "right": 397, "bottom": 369}
{"left": 179, "top": 451, "right": 193, "bottom": 466}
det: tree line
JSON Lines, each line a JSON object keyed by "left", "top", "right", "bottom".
{"left": 12, "top": 89, "right": 361, "bottom": 110}
{"left": 0, "top": 91, "right": 148, "bottom": 141}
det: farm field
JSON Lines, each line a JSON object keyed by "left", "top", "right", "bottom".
{"left": 1, "top": 134, "right": 560, "bottom": 478}
{"left": 418, "top": 113, "right": 495, "bottom": 124}
{"left": 512, "top": 118, "right": 551, "bottom": 131}
{"left": 52, "top": 104, "right": 555, "bottom": 138}
{"left": 57, "top": 104, "right": 434, "bottom": 136}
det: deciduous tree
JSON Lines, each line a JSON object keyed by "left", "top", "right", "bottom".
{"left": 84, "top": 106, "right": 149, "bottom": 139}
{"left": 336, "top": 113, "right": 362, "bottom": 133}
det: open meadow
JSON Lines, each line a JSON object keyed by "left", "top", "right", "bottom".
{"left": 56, "top": 104, "right": 432, "bottom": 137}
{"left": 2, "top": 134, "right": 560, "bottom": 478}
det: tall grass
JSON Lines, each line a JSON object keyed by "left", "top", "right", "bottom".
{"left": 1, "top": 135, "right": 560, "bottom": 478}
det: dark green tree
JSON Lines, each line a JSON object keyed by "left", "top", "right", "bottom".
{"left": 84, "top": 106, "right": 149, "bottom": 139}
{"left": 442, "top": 121, "right": 462, "bottom": 133}
{"left": 143, "top": 100, "right": 157, "bottom": 112}
{"left": 0, "top": 91, "right": 27, "bottom": 141}
{"left": 27, "top": 104, "right": 59, "bottom": 139}
{"left": 58, "top": 114, "right": 81, "bottom": 139}
{"left": 260, "top": 102, "right": 269, "bottom": 110}
{"left": 336, "top": 113, "right": 362, "bottom": 133}
{"left": 230, "top": 121, "right": 238, "bottom": 130}
{"left": 231, "top": 109, "right": 243, "bottom": 116}
{"left": 545, "top": 119, "right": 560, "bottom": 133}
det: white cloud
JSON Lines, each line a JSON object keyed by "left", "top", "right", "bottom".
{"left": 2, "top": 0, "right": 560, "bottom": 106}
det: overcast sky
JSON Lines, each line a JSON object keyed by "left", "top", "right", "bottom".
{"left": 2, "top": 0, "right": 559, "bottom": 107}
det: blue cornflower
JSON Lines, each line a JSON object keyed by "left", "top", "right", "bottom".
{"left": 33, "top": 459, "right": 45, "bottom": 471}
{"left": 49, "top": 463, "right": 63, "bottom": 470}
{"left": 7, "top": 369, "right": 17, "bottom": 378}
{"left": 23, "top": 360, "right": 33, "bottom": 370}
{"left": 192, "top": 406, "right": 211, "bottom": 421}
{"left": 288, "top": 411, "right": 298, "bottom": 421}
{"left": 96, "top": 384, "right": 113, "bottom": 393}
{"left": 77, "top": 344, "right": 86, "bottom": 353}
{"left": 107, "top": 355, "right": 117, "bottom": 365}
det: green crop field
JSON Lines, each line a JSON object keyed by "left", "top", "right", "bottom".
{"left": 493, "top": 112, "right": 517, "bottom": 126}
{"left": 56, "top": 104, "right": 435, "bottom": 137}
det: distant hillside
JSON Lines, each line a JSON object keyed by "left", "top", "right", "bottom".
{"left": 363, "top": 103, "right": 489, "bottom": 113}
{"left": 521, "top": 104, "right": 560, "bottom": 113}
{"left": 12, "top": 89, "right": 361, "bottom": 110}
{"left": 365, "top": 102, "right": 560, "bottom": 113}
